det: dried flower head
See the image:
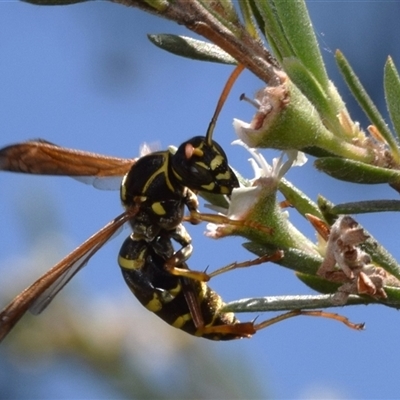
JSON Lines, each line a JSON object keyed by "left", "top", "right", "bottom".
{"left": 312, "top": 215, "right": 397, "bottom": 304}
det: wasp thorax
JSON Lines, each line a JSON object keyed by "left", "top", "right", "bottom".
{"left": 171, "top": 136, "right": 239, "bottom": 195}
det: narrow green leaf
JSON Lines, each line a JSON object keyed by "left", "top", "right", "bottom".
{"left": 278, "top": 177, "right": 323, "bottom": 220}
{"left": 332, "top": 200, "right": 400, "bottom": 215}
{"left": 383, "top": 287, "right": 400, "bottom": 306}
{"left": 243, "top": 242, "right": 322, "bottom": 275}
{"left": 317, "top": 196, "right": 338, "bottom": 226}
{"left": 297, "top": 274, "right": 400, "bottom": 310}
{"left": 249, "top": 0, "right": 289, "bottom": 62}
{"left": 245, "top": 1, "right": 346, "bottom": 134}
{"left": 362, "top": 234, "right": 400, "bottom": 281}
{"left": 252, "top": 0, "right": 332, "bottom": 111}
{"left": 244, "top": 0, "right": 266, "bottom": 39}
{"left": 223, "top": 293, "right": 368, "bottom": 314}
{"left": 336, "top": 50, "right": 400, "bottom": 162}
{"left": 384, "top": 57, "right": 400, "bottom": 143}
{"left": 269, "top": 0, "right": 329, "bottom": 90}
{"left": 315, "top": 157, "right": 400, "bottom": 184}
{"left": 147, "top": 34, "right": 236, "bottom": 64}
{"left": 237, "top": 0, "right": 260, "bottom": 39}
{"left": 281, "top": 57, "right": 345, "bottom": 133}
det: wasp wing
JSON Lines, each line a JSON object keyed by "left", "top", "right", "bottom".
{"left": 72, "top": 176, "right": 124, "bottom": 191}
{"left": 0, "top": 209, "right": 137, "bottom": 343}
{"left": 29, "top": 222, "right": 128, "bottom": 315}
{"left": 0, "top": 139, "right": 135, "bottom": 177}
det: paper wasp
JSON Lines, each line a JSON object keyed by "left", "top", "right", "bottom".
{"left": 0, "top": 64, "right": 258, "bottom": 342}
{"left": 0, "top": 65, "right": 363, "bottom": 342}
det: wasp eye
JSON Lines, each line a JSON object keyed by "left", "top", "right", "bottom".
{"left": 190, "top": 165, "right": 200, "bottom": 175}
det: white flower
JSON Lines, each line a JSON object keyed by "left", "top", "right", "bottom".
{"left": 232, "top": 140, "right": 307, "bottom": 184}
{"left": 205, "top": 141, "right": 307, "bottom": 238}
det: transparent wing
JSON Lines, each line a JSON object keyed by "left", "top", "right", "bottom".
{"left": 72, "top": 176, "right": 124, "bottom": 191}
{"left": 29, "top": 221, "right": 127, "bottom": 314}
{"left": 0, "top": 208, "right": 138, "bottom": 343}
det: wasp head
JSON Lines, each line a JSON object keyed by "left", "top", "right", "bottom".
{"left": 171, "top": 136, "right": 239, "bottom": 195}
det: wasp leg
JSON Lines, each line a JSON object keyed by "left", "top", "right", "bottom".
{"left": 181, "top": 276, "right": 256, "bottom": 340}
{"left": 164, "top": 254, "right": 210, "bottom": 282}
{"left": 196, "top": 322, "right": 256, "bottom": 338}
{"left": 209, "top": 250, "right": 284, "bottom": 278}
{"left": 254, "top": 310, "right": 365, "bottom": 331}
{"left": 187, "top": 211, "right": 273, "bottom": 235}
{"left": 183, "top": 188, "right": 201, "bottom": 224}
{"left": 153, "top": 225, "right": 210, "bottom": 282}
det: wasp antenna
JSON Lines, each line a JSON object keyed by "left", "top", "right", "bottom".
{"left": 205, "top": 64, "right": 245, "bottom": 146}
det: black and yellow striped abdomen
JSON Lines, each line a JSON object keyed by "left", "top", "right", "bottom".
{"left": 118, "top": 235, "right": 247, "bottom": 341}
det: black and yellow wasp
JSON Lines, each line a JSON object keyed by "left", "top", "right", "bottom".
{"left": 0, "top": 65, "right": 264, "bottom": 342}
{"left": 0, "top": 65, "right": 363, "bottom": 342}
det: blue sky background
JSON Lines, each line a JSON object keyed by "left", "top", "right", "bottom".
{"left": 1, "top": 1, "right": 400, "bottom": 399}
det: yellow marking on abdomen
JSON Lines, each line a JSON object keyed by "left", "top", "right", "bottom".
{"left": 168, "top": 283, "right": 181, "bottom": 299}
{"left": 118, "top": 255, "right": 145, "bottom": 271}
{"left": 145, "top": 293, "right": 163, "bottom": 312}
{"left": 171, "top": 313, "right": 192, "bottom": 328}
